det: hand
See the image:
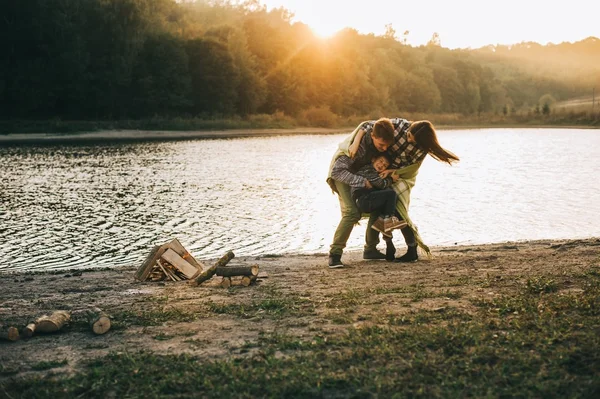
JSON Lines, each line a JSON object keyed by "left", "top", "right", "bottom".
{"left": 379, "top": 169, "right": 396, "bottom": 178}
{"left": 391, "top": 174, "right": 399, "bottom": 182}
{"left": 365, "top": 180, "right": 373, "bottom": 189}
{"left": 348, "top": 140, "right": 360, "bottom": 159}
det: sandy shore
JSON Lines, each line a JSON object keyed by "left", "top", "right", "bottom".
{"left": 1, "top": 237, "right": 599, "bottom": 382}
{"left": 0, "top": 127, "right": 349, "bottom": 143}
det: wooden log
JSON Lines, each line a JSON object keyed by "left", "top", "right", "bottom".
{"left": 216, "top": 265, "right": 259, "bottom": 277}
{"left": 22, "top": 322, "right": 36, "bottom": 338}
{"left": 240, "top": 275, "right": 258, "bottom": 287}
{"left": 135, "top": 244, "right": 162, "bottom": 281}
{"left": 0, "top": 325, "right": 19, "bottom": 341}
{"left": 35, "top": 311, "right": 71, "bottom": 333}
{"left": 87, "top": 308, "right": 111, "bottom": 335}
{"left": 157, "top": 260, "right": 176, "bottom": 281}
{"left": 220, "top": 276, "right": 232, "bottom": 288}
{"left": 190, "top": 251, "right": 235, "bottom": 286}
{"left": 165, "top": 238, "right": 205, "bottom": 270}
{"left": 161, "top": 248, "right": 200, "bottom": 279}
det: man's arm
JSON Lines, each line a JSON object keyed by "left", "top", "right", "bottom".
{"left": 331, "top": 155, "right": 368, "bottom": 188}
{"left": 358, "top": 165, "right": 394, "bottom": 189}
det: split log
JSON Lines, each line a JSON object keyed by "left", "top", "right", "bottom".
{"left": 0, "top": 325, "right": 19, "bottom": 341}
{"left": 220, "top": 277, "right": 232, "bottom": 288}
{"left": 135, "top": 238, "right": 204, "bottom": 281}
{"left": 161, "top": 248, "right": 199, "bottom": 279}
{"left": 87, "top": 308, "right": 111, "bottom": 335}
{"left": 190, "top": 251, "right": 235, "bottom": 286}
{"left": 216, "top": 265, "right": 259, "bottom": 278}
{"left": 241, "top": 275, "right": 258, "bottom": 287}
{"left": 22, "top": 322, "right": 36, "bottom": 338}
{"left": 35, "top": 311, "right": 71, "bottom": 333}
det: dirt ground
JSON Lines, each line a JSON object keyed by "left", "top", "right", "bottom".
{"left": 1, "top": 237, "right": 599, "bottom": 380}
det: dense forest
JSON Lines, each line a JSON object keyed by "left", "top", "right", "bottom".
{"left": 1, "top": 0, "right": 599, "bottom": 127}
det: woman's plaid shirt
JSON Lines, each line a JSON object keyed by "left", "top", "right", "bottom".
{"left": 360, "top": 118, "right": 426, "bottom": 169}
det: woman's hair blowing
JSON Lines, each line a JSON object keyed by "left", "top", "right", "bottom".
{"left": 410, "top": 121, "right": 459, "bottom": 165}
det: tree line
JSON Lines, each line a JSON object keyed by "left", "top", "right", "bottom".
{"left": 1, "top": 0, "right": 599, "bottom": 121}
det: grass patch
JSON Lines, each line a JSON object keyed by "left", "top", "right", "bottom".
{"left": 31, "top": 359, "right": 68, "bottom": 371}
{"left": 3, "top": 272, "right": 599, "bottom": 397}
{"left": 111, "top": 309, "right": 199, "bottom": 328}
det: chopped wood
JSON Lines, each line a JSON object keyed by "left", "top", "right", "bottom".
{"left": 216, "top": 265, "right": 259, "bottom": 277}
{"left": 135, "top": 238, "right": 204, "bottom": 281}
{"left": 220, "top": 276, "right": 232, "bottom": 288}
{"left": 35, "top": 311, "right": 71, "bottom": 333}
{"left": 161, "top": 248, "right": 200, "bottom": 278}
{"left": 87, "top": 308, "right": 111, "bottom": 335}
{"left": 22, "top": 323, "right": 36, "bottom": 338}
{"left": 0, "top": 325, "right": 19, "bottom": 341}
{"left": 257, "top": 271, "right": 269, "bottom": 279}
{"left": 240, "top": 275, "right": 258, "bottom": 287}
{"left": 164, "top": 238, "right": 205, "bottom": 270}
{"left": 190, "top": 251, "right": 235, "bottom": 286}
{"left": 157, "top": 260, "right": 176, "bottom": 281}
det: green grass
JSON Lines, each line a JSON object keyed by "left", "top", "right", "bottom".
{"left": 2, "top": 271, "right": 599, "bottom": 398}
{"left": 31, "top": 360, "right": 68, "bottom": 371}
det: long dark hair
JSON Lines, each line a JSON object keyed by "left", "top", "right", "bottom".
{"left": 410, "top": 121, "right": 460, "bottom": 165}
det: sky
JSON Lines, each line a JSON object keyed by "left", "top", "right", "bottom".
{"left": 258, "top": 0, "right": 599, "bottom": 49}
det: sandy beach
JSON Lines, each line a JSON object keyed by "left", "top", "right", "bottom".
{"left": 1, "top": 237, "right": 599, "bottom": 396}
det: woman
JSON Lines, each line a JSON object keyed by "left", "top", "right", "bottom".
{"left": 347, "top": 118, "right": 459, "bottom": 262}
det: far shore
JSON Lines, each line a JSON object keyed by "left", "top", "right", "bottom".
{"left": 1, "top": 123, "right": 599, "bottom": 143}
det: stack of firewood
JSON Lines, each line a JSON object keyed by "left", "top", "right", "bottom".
{"left": 136, "top": 240, "right": 265, "bottom": 288}
{"left": 135, "top": 238, "right": 205, "bottom": 282}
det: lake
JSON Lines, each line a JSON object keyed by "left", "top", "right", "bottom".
{"left": 1, "top": 128, "right": 599, "bottom": 272}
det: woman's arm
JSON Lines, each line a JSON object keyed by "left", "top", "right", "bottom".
{"left": 348, "top": 128, "right": 366, "bottom": 159}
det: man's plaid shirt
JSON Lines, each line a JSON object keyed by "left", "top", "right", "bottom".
{"left": 360, "top": 118, "right": 426, "bottom": 169}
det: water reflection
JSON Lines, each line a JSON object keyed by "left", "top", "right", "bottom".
{"left": 1, "top": 128, "right": 599, "bottom": 271}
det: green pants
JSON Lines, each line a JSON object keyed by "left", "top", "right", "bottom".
{"left": 329, "top": 180, "right": 381, "bottom": 255}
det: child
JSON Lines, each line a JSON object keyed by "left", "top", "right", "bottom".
{"left": 331, "top": 153, "right": 406, "bottom": 260}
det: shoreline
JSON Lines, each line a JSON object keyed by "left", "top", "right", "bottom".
{"left": 1, "top": 237, "right": 599, "bottom": 396}
{"left": 1, "top": 124, "right": 598, "bottom": 143}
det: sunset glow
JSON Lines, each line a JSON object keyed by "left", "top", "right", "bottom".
{"left": 259, "top": 0, "right": 599, "bottom": 48}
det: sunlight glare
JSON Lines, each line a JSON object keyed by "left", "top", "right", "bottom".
{"left": 310, "top": 23, "right": 339, "bottom": 39}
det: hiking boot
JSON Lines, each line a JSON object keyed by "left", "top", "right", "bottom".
{"left": 384, "top": 216, "right": 407, "bottom": 232}
{"left": 370, "top": 217, "right": 386, "bottom": 234}
{"left": 384, "top": 238, "right": 396, "bottom": 261}
{"left": 393, "top": 246, "right": 418, "bottom": 263}
{"left": 363, "top": 249, "right": 386, "bottom": 260}
{"left": 328, "top": 254, "right": 344, "bottom": 269}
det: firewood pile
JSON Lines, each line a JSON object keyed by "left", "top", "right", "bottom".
{"left": 136, "top": 239, "right": 263, "bottom": 287}
{"left": 0, "top": 308, "right": 111, "bottom": 342}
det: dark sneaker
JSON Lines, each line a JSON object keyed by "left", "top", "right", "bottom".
{"left": 384, "top": 239, "right": 396, "bottom": 261}
{"left": 393, "top": 246, "right": 418, "bottom": 263}
{"left": 370, "top": 217, "right": 386, "bottom": 234}
{"left": 363, "top": 249, "right": 386, "bottom": 260}
{"left": 328, "top": 254, "right": 344, "bottom": 269}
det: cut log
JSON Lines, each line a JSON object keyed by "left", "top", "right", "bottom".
{"left": 220, "top": 276, "right": 232, "bottom": 288}
{"left": 216, "top": 265, "right": 259, "bottom": 277}
{"left": 135, "top": 244, "right": 162, "bottom": 281}
{"left": 22, "top": 323, "right": 36, "bottom": 338}
{"left": 87, "top": 308, "right": 111, "bottom": 335}
{"left": 0, "top": 325, "right": 19, "bottom": 341}
{"left": 241, "top": 275, "right": 258, "bottom": 287}
{"left": 190, "top": 251, "right": 235, "bottom": 286}
{"left": 165, "top": 238, "right": 205, "bottom": 270}
{"left": 35, "top": 311, "right": 71, "bottom": 333}
{"left": 161, "top": 248, "right": 200, "bottom": 279}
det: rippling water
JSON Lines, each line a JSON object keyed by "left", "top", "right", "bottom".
{"left": 1, "top": 128, "right": 599, "bottom": 271}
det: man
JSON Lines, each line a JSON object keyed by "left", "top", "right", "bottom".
{"left": 326, "top": 118, "right": 396, "bottom": 268}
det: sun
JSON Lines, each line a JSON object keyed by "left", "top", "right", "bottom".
{"left": 309, "top": 23, "right": 339, "bottom": 39}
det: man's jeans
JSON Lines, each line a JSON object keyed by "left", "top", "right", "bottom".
{"left": 329, "top": 180, "right": 381, "bottom": 256}
{"left": 355, "top": 188, "right": 397, "bottom": 217}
